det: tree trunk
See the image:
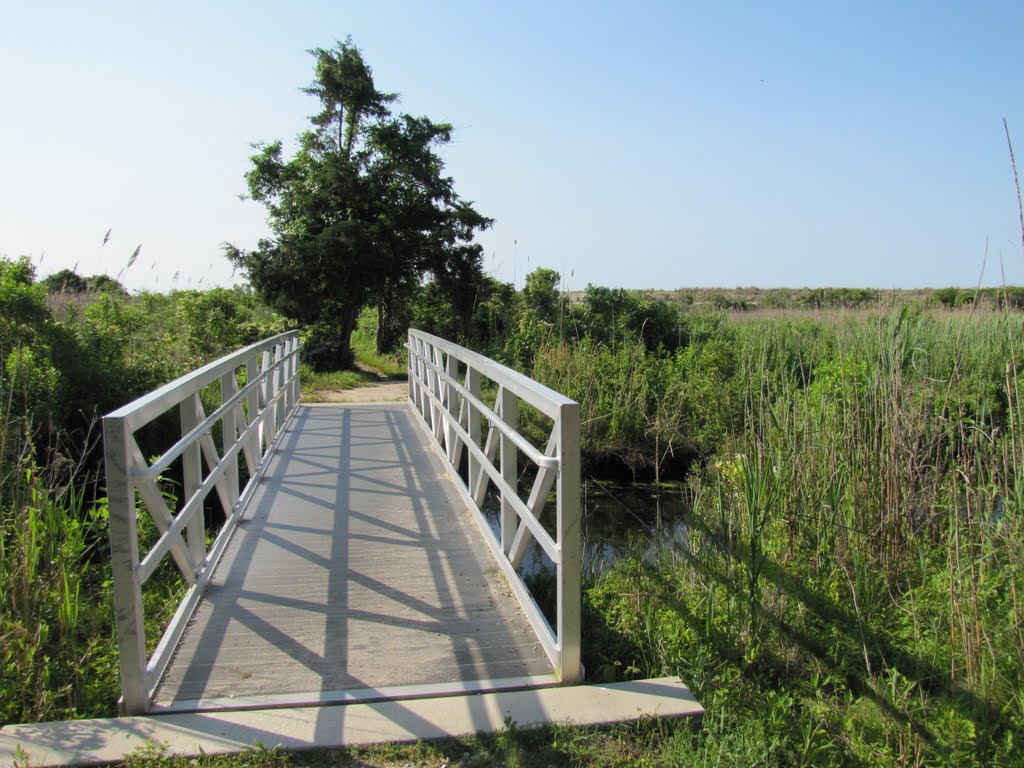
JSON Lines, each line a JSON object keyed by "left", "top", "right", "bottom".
{"left": 338, "top": 301, "right": 358, "bottom": 369}
{"left": 377, "top": 301, "right": 387, "bottom": 355}
{"left": 305, "top": 305, "right": 358, "bottom": 370}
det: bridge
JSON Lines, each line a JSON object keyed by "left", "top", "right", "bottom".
{"left": 98, "top": 328, "right": 589, "bottom": 716}
{"left": 0, "top": 330, "right": 699, "bottom": 761}
{"left": 0, "top": 329, "right": 704, "bottom": 765}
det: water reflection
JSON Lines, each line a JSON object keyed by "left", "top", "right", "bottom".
{"left": 480, "top": 480, "right": 691, "bottom": 578}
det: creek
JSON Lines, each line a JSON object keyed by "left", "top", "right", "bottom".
{"left": 480, "top": 478, "right": 692, "bottom": 579}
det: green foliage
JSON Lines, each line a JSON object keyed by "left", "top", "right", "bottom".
{"left": 227, "top": 39, "right": 491, "bottom": 368}
{"left": 574, "top": 284, "right": 689, "bottom": 353}
{"left": 0, "top": 471, "right": 119, "bottom": 724}
{"left": 40, "top": 269, "right": 127, "bottom": 296}
{"left": 522, "top": 267, "right": 561, "bottom": 322}
{"left": 350, "top": 306, "right": 407, "bottom": 377}
{"left": 411, "top": 274, "right": 519, "bottom": 359}
{"left": 0, "top": 256, "right": 48, "bottom": 351}
{"left": 798, "top": 286, "right": 880, "bottom": 309}
{"left": 40, "top": 268, "right": 87, "bottom": 293}
{"left": 5, "top": 345, "right": 61, "bottom": 425}
{"left": 500, "top": 267, "right": 564, "bottom": 367}
{"left": 418, "top": 282, "right": 1023, "bottom": 762}
{"left": 930, "top": 286, "right": 1024, "bottom": 311}
{"left": 704, "top": 290, "right": 749, "bottom": 311}
{"left": 300, "top": 364, "right": 375, "bottom": 400}
{"left": 530, "top": 319, "right": 742, "bottom": 473}
{"left": 174, "top": 287, "right": 287, "bottom": 359}
{"left": 85, "top": 273, "right": 127, "bottom": 295}
{"left": 7, "top": 229, "right": 1024, "bottom": 768}
{"left": 119, "top": 742, "right": 292, "bottom": 768}
{"left": 933, "top": 286, "right": 961, "bottom": 308}
{"left": 566, "top": 303, "right": 1024, "bottom": 767}
{"left": 0, "top": 257, "right": 289, "bottom": 724}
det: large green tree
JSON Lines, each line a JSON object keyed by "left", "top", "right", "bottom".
{"left": 225, "top": 40, "right": 491, "bottom": 367}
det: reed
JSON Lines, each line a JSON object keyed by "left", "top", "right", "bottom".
{"left": 554, "top": 301, "right": 1024, "bottom": 764}
{"left": 0, "top": 460, "right": 117, "bottom": 723}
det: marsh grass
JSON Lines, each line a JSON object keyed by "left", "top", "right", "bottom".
{"left": 0, "top": 438, "right": 191, "bottom": 725}
{"left": 0, "top": 460, "right": 119, "bottom": 723}
{"left": 104, "top": 718, "right": 705, "bottom": 768}
{"left": 300, "top": 364, "right": 378, "bottom": 394}
{"left": 568, "top": 301, "right": 1024, "bottom": 765}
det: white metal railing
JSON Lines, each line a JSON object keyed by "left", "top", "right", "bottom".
{"left": 103, "top": 331, "right": 301, "bottom": 714}
{"left": 407, "top": 328, "right": 583, "bottom": 683}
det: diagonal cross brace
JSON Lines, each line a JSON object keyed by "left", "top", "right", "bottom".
{"left": 470, "top": 386, "right": 505, "bottom": 506}
{"left": 508, "top": 432, "right": 559, "bottom": 569}
{"left": 193, "top": 400, "right": 237, "bottom": 516}
{"left": 127, "top": 438, "right": 197, "bottom": 586}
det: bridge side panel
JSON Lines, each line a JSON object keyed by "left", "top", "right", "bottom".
{"left": 103, "top": 331, "right": 301, "bottom": 714}
{"left": 406, "top": 328, "right": 582, "bottom": 683}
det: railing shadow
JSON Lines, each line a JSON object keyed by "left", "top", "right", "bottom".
{"left": 666, "top": 513, "right": 997, "bottom": 759}
{"left": 154, "top": 403, "right": 546, "bottom": 713}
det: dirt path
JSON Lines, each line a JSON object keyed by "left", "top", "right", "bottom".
{"left": 308, "top": 381, "right": 408, "bottom": 403}
{"left": 307, "top": 361, "right": 409, "bottom": 404}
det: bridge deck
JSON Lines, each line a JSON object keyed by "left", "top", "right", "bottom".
{"left": 153, "top": 402, "right": 552, "bottom": 711}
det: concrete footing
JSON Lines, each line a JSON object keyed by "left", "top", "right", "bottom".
{"left": 0, "top": 677, "right": 702, "bottom": 767}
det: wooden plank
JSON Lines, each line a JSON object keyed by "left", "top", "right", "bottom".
{"left": 152, "top": 403, "right": 552, "bottom": 709}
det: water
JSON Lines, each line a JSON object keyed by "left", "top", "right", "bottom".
{"left": 480, "top": 478, "right": 692, "bottom": 579}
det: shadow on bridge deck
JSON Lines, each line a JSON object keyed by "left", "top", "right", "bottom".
{"left": 153, "top": 402, "right": 552, "bottom": 712}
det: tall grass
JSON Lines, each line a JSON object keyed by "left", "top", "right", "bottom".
{"left": 551, "top": 305, "right": 1024, "bottom": 765}
{"left": 0, "top": 278, "right": 259, "bottom": 725}
{"left": 0, "top": 458, "right": 119, "bottom": 723}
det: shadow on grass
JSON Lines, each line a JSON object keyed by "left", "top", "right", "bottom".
{"left": 658, "top": 512, "right": 1000, "bottom": 761}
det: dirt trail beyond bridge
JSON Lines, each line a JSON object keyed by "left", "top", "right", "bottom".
{"left": 307, "top": 362, "right": 408, "bottom": 403}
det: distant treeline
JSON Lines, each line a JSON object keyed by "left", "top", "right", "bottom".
{"left": 567, "top": 285, "right": 1024, "bottom": 312}
{"left": 409, "top": 268, "right": 1024, "bottom": 373}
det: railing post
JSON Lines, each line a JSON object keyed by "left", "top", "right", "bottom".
{"left": 445, "top": 351, "right": 458, "bottom": 462}
{"left": 499, "top": 386, "right": 519, "bottom": 555}
{"left": 260, "top": 350, "right": 276, "bottom": 450}
{"left": 247, "top": 354, "right": 262, "bottom": 463}
{"left": 221, "top": 371, "right": 241, "bottom": 512}
{"left": 556, "top": 401, "right": 583, "bottom": 682}
{"left": 423, "top": 340, "right": 434, "bottom": 429}
{"left": 467, "top": 366, "right": 481, "bottom": 496}
{"left": 418, "top": 337, "right": 429, "bottom": 418}
{"left": 291, "top": 333, "right": 301, "bottom": 408}
{"left": 274, "top": 342, "right": 286, "bottom": 427}
{"left": 431, "top": 346, "right": 445, "bottom": 440}
{"left": 180, "top": 393, "right": 206, "bottom": 566}
{"left": 103, "top": 415, "right": 148, "bottom": 715}
{"left": 411, "top": 336, "right": 421, "bottom": 414}
{"left": 407, "top": 331, "right": 415, "bottom": 404}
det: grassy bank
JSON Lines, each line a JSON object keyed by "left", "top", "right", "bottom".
{"left": 5, "top": 252, "right": 1024, "bottom": 765}
{"left": 538, "top": 305, "right": 1024, "bottom": 766}
{"left": 0, "top": 266, "right": 285, "bottom": 725}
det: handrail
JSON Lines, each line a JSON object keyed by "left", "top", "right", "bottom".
{"left": 407, "top": 328, "right": 583, "bottom": 684}
{"left": 132, "top": 354, "right": 293, "bottom": 481}
{"left": 410, "top": 330, "right": 574, "bottom": 419}
{"left": 416, "top": 352, "right": 559, "bottom": 470}
{"left": 103, "top": 330, "right": 301, "bottom": 714}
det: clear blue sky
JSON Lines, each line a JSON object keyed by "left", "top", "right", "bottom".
{"left": 2, "top": 1, "right": 1022, "bottom": 293}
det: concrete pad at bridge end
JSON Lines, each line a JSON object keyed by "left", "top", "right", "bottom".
{"left": 0, "top": 677, "right": 703, "bottom": 766}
